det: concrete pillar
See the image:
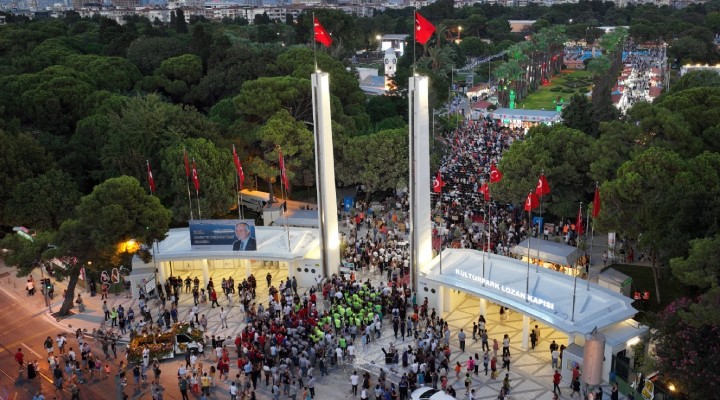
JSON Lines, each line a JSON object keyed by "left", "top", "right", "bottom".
{"left": 479, "top": 298, "right": 487, "bottom": 318}
{"left": 244, "top": 259, "right": 250, "bottom": 278}
{"left": 201, "top": 259, "right": 210, "bottom": 288}
{"left": 568, "top": 333, "right": 576, "bottom": 346}
{"left": 522, "top": 314, "right": 530, "bottom": 350}
{"left": 311, "top": 72, "right": 340, "bottom": 279}
{"left": 157, "top": 261, "right": 167, "bottom": 284}
{"left": 437, "top": 286, "right": 445, "bottom": 315}
{"left": 408, "top": 75, "right": 432, "bottom": 291}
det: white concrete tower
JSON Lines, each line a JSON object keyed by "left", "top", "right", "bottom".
{"left": 408, "top": 76, "right": 433, "bottom": 290}
{"left": 311, "top": 72, "right": 341, "bottom": 278}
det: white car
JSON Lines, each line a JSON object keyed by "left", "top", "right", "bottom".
{"left": 410, "top": 387, "right": 456, "bottom": 400}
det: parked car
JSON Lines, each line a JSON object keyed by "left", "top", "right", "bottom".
{"left": 410, "top": 387, "right": 457, "bottom": 400}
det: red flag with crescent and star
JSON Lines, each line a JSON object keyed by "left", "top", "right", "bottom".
{"left": 535, "top": 173, "right": 550, "bottom": 197}
{"left": 232, "top": 145, "right": 245, "bottom": 190}
{"left": 191, "top": 159, "right": 200, "bottom": 192}
{"left": 314, "top": 17, "right": 333, "bottom": 48}
{"left": 433, "top": 171, "right": 444, "bottom": 193}
{"left": 279, "top": 149, "right": 290, "bottom": 192}
{"left": 146, "top": 160, "right": 155, "bottom": 194}
{"left": 592, "top": 186, "right": 601, "bottom": 218}
{"left": 478, "top": 182, "right": 490, "bottom": 201}
{"left": 415, "top": 11, "right": 435, "bottom": 45}
{"left": 524, "top": 192, "right": 539, "bottom": 212}
{"left": 489, "top": 164, "right": 503, "bottom": 183}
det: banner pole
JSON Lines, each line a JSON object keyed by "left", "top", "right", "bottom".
{"left": 195, "top": 189, "right": 201, "bottom": 220}
{"left": 526, "top": 193, "right": 531, "bottom": 302}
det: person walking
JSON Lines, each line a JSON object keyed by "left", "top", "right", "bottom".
{"left": 458, "top": 329, "right": 466, "bottom": 352}
{"left": 552, "top": 370, "right": 562, "bottom": 396}
{"left": 350, "top": 371, "right": 359, "bottom": 396}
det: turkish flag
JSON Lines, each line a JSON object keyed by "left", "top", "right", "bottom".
{"left": 592, "top": 186, "right": 601, "bottom": 218}
{"left": 146, "top": 160, "right": 156, "bottom": 194}
{"left": 535, "top": 173, "right": 551, "bottom": 197}
{"left": 433, "top": 171, "right": 444, "bottom": 193}
{"left": 314, "top": 17, "right": 333, "bottom": 48}
{"left": 489, "top": 164, "right": 503, "bottom": 183}
{"left": 415, "top": 12, "right": 435, "bottom": 45}
{"left": 279, "top": 149, "right": 290, "bottom": 191}
{"left": 183, "top": 148, "right": 190, "bottom": 178}
{"left": 232, "top": 145, "right": 245, "bottom": 190}
{"left": 478, "top": 182, "right": 490, "bottom": 201}
{"left": 576, "top": 207, "right": 585, "bottom": 235}
{"left": 524, "top": 192, "right": 539, "bottom": 212}
{"left": 191, "top": 160, "right": 200, "bottom": 192}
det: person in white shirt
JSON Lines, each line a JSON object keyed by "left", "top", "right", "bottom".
{"left": 349, "top": 371, "right": 359, "bottom": 396}
{"left": 347, "top": 343, "right": 355, "bottom": 362}
{"left": 229, "top": 381, "right": 238, "bottom": 400}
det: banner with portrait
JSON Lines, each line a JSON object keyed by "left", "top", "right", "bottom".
{"left": 189, "top": 219, "right": 257, "bottom": 251}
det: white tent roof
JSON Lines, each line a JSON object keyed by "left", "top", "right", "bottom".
{"left": 153, "top": 226, "right": 320, "bottom": 262}
{"left": 422, "top": 249, "right": 638, "bottom": 336}
{"left": 511, "top": 237, "right": 580, "bottom": 266}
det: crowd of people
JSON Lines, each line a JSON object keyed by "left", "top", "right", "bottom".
{"left": 617, "top": 45, "right": 667, "bottom": 112}
{"left": 433, "top": 119, "right": 530, "bottom": 255}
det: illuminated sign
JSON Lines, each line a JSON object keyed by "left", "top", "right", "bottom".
{"left": 454, "top": 269, "right": 555, "bottom": 311}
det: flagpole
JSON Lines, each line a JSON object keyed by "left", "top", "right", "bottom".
{"left": 146, "top": 160, "right": 153, "bottom": 195}
{"left": 236, "top": 174, "right": 241, "bottom": 220}
{"left": 195, "top": 188, "right": 201, "bottom": 219}
{"left": 588, "top": 182, "right": 598, "bottom": 291}
{"left": 412, "top": 6, "right": 417, "bottom": 74}
{"left": 185, "top": 148, "right": 194, "bottom": 220}
{"left": 481, "top": 193, "right": 486, "bottom": 282}
{"left": 312, "top": 12, "right": 318, "bottom": 71}
{"left": 536, "top": 170, "right": 544, "bottom": 273}
{"left": 278, "top": 146, "right": 291, "bottom": 252}
{"left": 526, "top": 192, "right": 531, "bottom": 302}
{"left": 282, "top": 182, "right": 290, "bottom": 252}
{"left": 193, "top": 158, "right": 202, "bottom": 219}
{"left": 483, "top": 194, "right": 490, "bottom": 284}
{"left": 572, "top": 201, "right": 582, "bottom": 322}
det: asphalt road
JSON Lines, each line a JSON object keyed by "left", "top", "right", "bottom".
{"left": 0, "top": 286, "right": 123, "bottom": 400}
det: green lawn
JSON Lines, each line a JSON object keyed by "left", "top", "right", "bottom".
{"left": 602, "top": 263, "right": 689, "bottom": 315}
{"left": 518, "top": 70, "right": 592, "bottom": 110}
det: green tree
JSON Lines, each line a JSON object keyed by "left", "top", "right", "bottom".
{"left": 493, "top": 126, "right": 596, "bottom": 218}
{"left": 588, "top": 121, "right": 641, "bottom": 183}
{"left": 0, "top": 130, "right": 55, "bottom": 225}
{"left": 53, "top": 176, "right": 171, "bottom": 316}
{"left": 159, "top": 140, "right": 236, "bottom": 223}
{"left": 174, "top": 9, "right": 188, "bottom": 34}
{"left": 0, "top": 230, "right": 57, "bottom": 276}
{"left": 63, "top": 54, "right": 142, "bottom": 91}
{"left": 594, "top": 147, "right": 720, "bottom": 304}
{"left": 99, "top": 94, "right": 219, "bottom": 181}
{"left": 561, "top": 93, "right": 593, "bottom": 135}
{"left": 651, "top": 288, "right": 720, "bottom": 399}
{"left": 670, "top": 235, "right": 720, "bottom": 290}
{"left": 670, "top": 69, "right": 720, "bottom": 93}
{"left": 126, "top": 36, "right": 188, "bottom": 75}
{"left": 336, "top": 128, "right": 409, "bottom": 194}
{"left": 149, "top": 53, "right": 204, "bottom": 103}
{"left": 254, "top": 110, "right": 314, "bottom": 188}
{"left": 4, "top": 170, "right": 81, "bottom": 230}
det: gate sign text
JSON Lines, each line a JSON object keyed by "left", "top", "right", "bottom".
{"left": 454, "top": 269, "right": 555, "bottom": 311}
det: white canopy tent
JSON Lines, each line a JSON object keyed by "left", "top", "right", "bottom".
{"left": 421, "top": 249, "right": 637, "bottom": 335}
{"left": 511, "top": 237, "right": 580, "bottom": 266}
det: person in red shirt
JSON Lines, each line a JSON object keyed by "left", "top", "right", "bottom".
{"left": 552, "top": 370, "right": 562, "bottom": 396}
{"left": 14, "top": 348, "right": 24, "bottom": 370}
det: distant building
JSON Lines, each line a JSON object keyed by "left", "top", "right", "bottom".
{"left": 507, "top": 20, "right": 535, "bottom": 33}
{"left": 680, "top": 64, "right": 720, "bottom": 76}
{"left": 112, "top": 0, "right": 139, "bottom": 8}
